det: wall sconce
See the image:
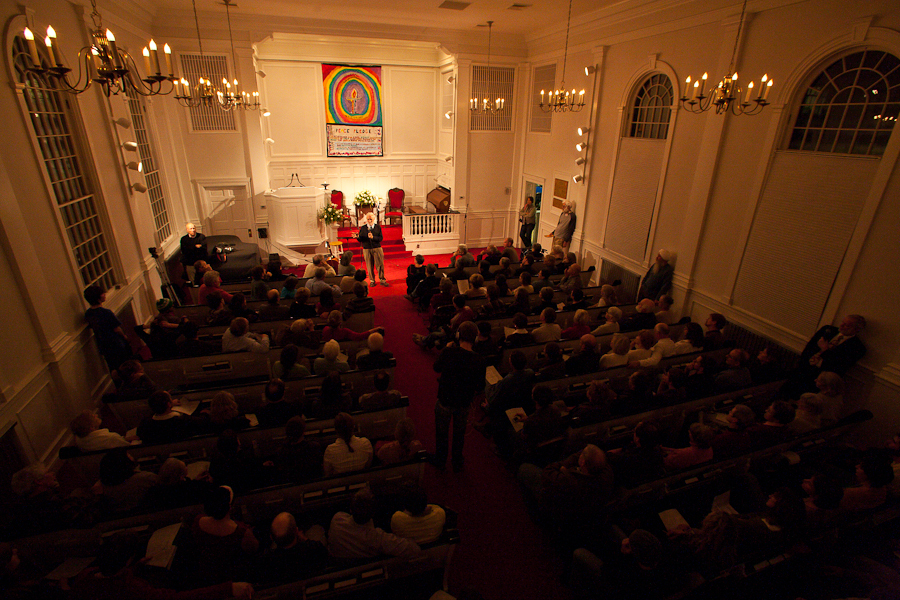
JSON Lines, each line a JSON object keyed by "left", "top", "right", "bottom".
{"left": 577, "top": 126, "right": 590, "bottom": 136}
{"left": 262, "top": 108, "right": 271, "bottom": 117}
{"left": 445, "top": 156, "right": 453, "bottom": 162}
{"left": 122, "top": 141, "right": 138, "bottom": 152}
{"left": 131, "top": 182, "right": 147, "bottom": 193}
{"left": 573, "top": 174, "right": 584, "bottom": 183}
{"left": 256, "top": 69, "right": 267, "bottom": 78}
{"left": 445, "top": 111, "right": 454, "bottom": 119}
{"left": 113, "top": 117, "right": 131, "bottom": 129}
{"left": 584, "top": 65, "right": 596, "bottom": 76}
{"left": 125, "top": 161, "right": 142, "bottom": 172}
{"left": 447, "top": 75, "right": 456, "bottom": 83}
{"left": 575, "top": 142, "right": 588, "bottom": 152}
{"left": 265, "top": 138, "right": 275, "bottom": 145}
{"left": 575, "top": 157, "right": 586, "bottom": 166}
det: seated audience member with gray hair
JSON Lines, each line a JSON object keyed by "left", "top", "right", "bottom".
{"left": 70, "top": 410, "right": 130, "bottom": 452}
{"left": 313, "top": 339, "right": 350, "bottom": 375}
{"left": 327, "top": 486, "right": 421, "bottom": 559}
{"left": 221, "top": 317, "right": 270, "bottom": 353}
{"left": 303, "top": 254, "right": 337, "bottom": 278}
{"left": 305, "top": 266, "right": 342, "bottom": 297}
{"left": 450, "top": 244, "right": 476, "bottom": 268}
{"left": 356, "top": 332, "right": 394, "bottom": 370}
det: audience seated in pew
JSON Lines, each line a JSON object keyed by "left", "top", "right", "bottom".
{"left": 70, "top": 410, "right": 130, "bottom": 452}
{"left": 229, "top": 292, "right": 258, "bottom": 323}
{"left": 199, "top": 270, "right": 233, "bottom": 306}
{"left": 322, "top": 310, "right": 380, "bottom": 342}
{"left": 494, "top": 273, "right": 511, "bottom": 297}
{"left": 518, "top": 385, "right": 566, "bottom": 456}
{"left": 654, "top": 295, "right": 674, "bottom": 324}
{"left": 619, "top": 299, "right": 657, "bottom": 332}
{"left": 482, "top": 350, "right": 535, "bottom": 451}
{"left": 745, "top": 400, "right": 795, "bottom": 448}
{"left": 222, "top": 317, "right": 270, "bottom": 354}
{"left": 266, "top": 258, "right": 286, "bottom": 282}
{"left": 323, "top": 412, "right": 374, "bottom": 476}
{"left": 280, "top": 276, "right": 300, "bottom": 299}
{"left": 115, "top": 360, "right": 157, "bottom": 401}
{"left": 315, "top": 286, "right": 341, "bottom": 317}
{"left": 306, "top": 267, "right": 343, "bottom": 298}
{"left": 654, "top": 365, "right": 687, "bottom": 406}
{"left": 303, "top": 254, "right": 337, "bottom": 278}
{"left": 96, "top": 448, "right": 159, "bottom": 513}
{"left": 748, "top": 345, "right": 785, "bottom": 384}
{"left": 406, "top": 254, "right": 427, "bottom": 295}
{"left": 515, "top": 253, "right": 536, "bottom": 277}
{"left": 137, "top": 391, "right": 202, "bottom": 444}
{"left": 504, "top": 313, "right": 534, "bottom": 348}
{"left": 259, "top": 289, "right": 290, "bottom": 322}
{"left": 264, "top": 511, "right": 328, "bottom": 583}
{"left": 390, "top": 484, "right": 446, "bottom": 544}
{"left": 684, "top": 355, "right": 718, "bottom": 398}
{"left": 356, "top": 332, "right": 394, "bottom": 371}
{"left": 532, "top": 267, "right": 553, "bottom": 294}
{"left": 178, "top": 321, "right": 219, "bottom": 357}
{"left": 150, "top": 298, "right": 189, "bottom": 357}
{"left": 328, "top": 486, "right": 421, "bottom": 560}
{"left": 506, "top": 286, "right": 532, "bottom": 316}
{"left": 273, "top": 343, "right": 312, "bottom": 380}
{"left": 414, "top": 294, "right": 475, "bottom": 350}
{"left": 342, "top": 268, "right": 367, "bottom": 294}
{"left": 377, "top": 418, "right": 424, "bottom": 465}
{"left": 250, "top": 266, "right": 269, "bottom": 301}
{"left": 607, "top": 421, "right": 665, "bottom": 488}
{"left": 786, "top": 392, "right": 825, "bottom": 435}
{"left": 276, "top": 317, "right": 320, "bottom": 350}
{"left": 591, "top": 284, "right": 618, "bottom": 309}
{"left": 476, "top": 284, "right": 505, "bottom": 319}
{"left": 287, "top": 287, "right": 315, "bottom": 319}
{"left": 524, "top": 242, "right": 544, "bottom": 263}
{"left": 710, "top": 403, "right": 756, "bottom": 458}
{"left": 205, "top": 291, "right": 233, "bottom": 327}
{"left": 673, "top": 322, "right": 704, "bottom": 355}
{"left": 307, "top": 371, "right": 352, "bottom": 418}
{"left": 558, "top": 263, "right": 583, "bottom": 294}
{"left": 533, "top": 286, "right": 556, "bottom": 315}
{"left": 801, "top": 473, "right": 845, "bottom": 529}
{"left": 713, "top": 348, "right": 752, "bottom": 392}
{"left": 590, "top": 306, "right": 622, "bottom": 336}
{"left": 359, "top": 370, "right": 403, "bottom": 411}
{"left": 561, "top": 309, "right": 591, "bottom": 340}
{"left": 273, "top": 415, "right": 324, "bottom": 482}
{"left": 815, "top": 370, "right": 845, "bottom": 425}
{"left": 473, "top": 321, "right": 500, "bottom": 359}
{"left": 565, "top": 335, "right": 601, "bottom": 376}
{"left": 68, "top": 532, "right": 255, "bottom": 600}
{"left": 609, "top": 371, "right": 655, "bottom": 415}
{"left": 466, "top": 273, "right": 488, "bottom": 299}
{"left": 144, "top": 457, "right": 215, "bottom": 510}
{"left": 343, "top": 281, "right": 375, "bottom": 317}
{"left": 187, "top": 485, "right": 260, "bottom": 586}
{"left": 703, "top": 312, "right": 728, "bottom": 349}
{"left": 662, "top": 422, "right": 715, "bottom": 471}
{"left": 563, "top": 288, "right": 589, "bottom": 311}
{"left": 625, "top": 329, "right": 655, "bottom": 364}
{"left": 209, "top": 430, "right": 276, "bottom": 492}
{"left": 256, "top": 378, "right": 297, "bottom": 428}
{"left": 599, "top": 333, "right": 630, "bottom": 369}
{"left": 206, "top": 392, "right": 251, "bottom": 433}
{"left": 536, "top": 342, "right": 566, "bottom": 380}
{"left": 840, "top": 450, "right": 895, "bottom": 511}
{"left": 477, "top": 260, "right": 494, "bottom": 283}
{"left": 313, "top": 340, "right": 350, "bottom": 375}
{"left": 629, "top": 323, "right": 677, "bottom": 368}
{"left": 409, "top": 264, "right": 440, "bottom": 306}
{"left": 532, "top": 307, "right": 561, "bottom": 344}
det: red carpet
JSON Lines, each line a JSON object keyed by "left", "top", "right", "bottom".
{"left": 374, "top": 294, "right": 572, "bottom": 599}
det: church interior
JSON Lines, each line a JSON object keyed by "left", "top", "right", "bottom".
{"left": 1, "top": 0, "right": 899, "bottom": 597}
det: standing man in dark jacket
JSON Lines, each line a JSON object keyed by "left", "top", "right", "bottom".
{"left": 432, "top": 321, "right": 485, "bottom": 472}
{"left": 358, "top": 212, "right": 388, "bottom": 287}
{"left": 180, "top": 222, "right": 207, "bottom": 284}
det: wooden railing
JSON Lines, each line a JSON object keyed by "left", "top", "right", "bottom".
{"left": 402, "top": 212, "right": 461, "bottom": 249}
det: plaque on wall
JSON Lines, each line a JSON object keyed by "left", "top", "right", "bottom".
{"left": 553, "top": 178, "right": 569, "bottom": 209}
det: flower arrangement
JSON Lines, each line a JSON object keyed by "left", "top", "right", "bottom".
{"left": 353, "top": 190, "right": 378, "bottom": 206}
{"left": 318, "top": 204, "right": 343, "bottom": 225}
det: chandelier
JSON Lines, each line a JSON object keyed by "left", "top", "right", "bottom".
{"left": 218, "top": 0, "right": 261, "bottom": 111}
{"left": 24, "top": 0, "right": 175, "bottom": 97}
{"left": 538, "top": 0, "right": 585, "bottom": 114}
{"left": 679, "top": 0, "right": 773, "bottom": 116}
{"left": 469, "top": 21, "right": 505, "bottom": 114}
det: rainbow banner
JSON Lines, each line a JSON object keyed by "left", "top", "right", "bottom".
{"left": 322, "top": 64, "right": 383, "bottom": 126}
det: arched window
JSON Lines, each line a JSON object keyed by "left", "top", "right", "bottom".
{"left": 628, "top": 73, "right": 673, "bottom": 139}
{"left": 787, "top": 50, "right": 900, "bottom": 156}
{"left": 12, "top": 35, "right": 116, "bottom": 291}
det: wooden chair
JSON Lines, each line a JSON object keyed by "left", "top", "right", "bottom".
{"left": 385, "top": 188, "right": 405, "bottom": 225}
{"left": 331, "top": 190, "right": 353, "bottom": 227}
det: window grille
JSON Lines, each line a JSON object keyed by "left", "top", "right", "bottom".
{"left": 180, "top": 54, "right": 236, "bottom": 132}
{"left": 628, "top": 73, "right": 673, "bottom": 139}
{"left": 124, "top": 89, "right": 172, "bottom": 244}
{"left": 530, "top": 64, "right": 556, "bottom": 133}
{"left": 470, "top": 65, "right": 514, "bottom": 132}
{"left": 787, "top": 50, "right": 899, "bottom": 156}
{"left": 12, "top": 36, "right": 116, "bottom": 292}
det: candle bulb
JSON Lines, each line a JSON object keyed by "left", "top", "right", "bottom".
{"left": 744, "top": 81, "right": 754, "bottom": 105}
{"left": 684, "top": 76, "right": 691, "bottom": 99}
{"left": 182, "top": 78, "right": 191, "bottom": 98}
{"left": 762, "top": 79, "right": 773, "bottom": 101}
{"left": 142, "top": 47, "right": 151, "bottom": 75}
{"left": 148, "top": 39, "right": 160, "bottom": 75}
{"left": 233, "top": 78, "right": 239, "bottom": 96}
{"left": 691, "top": 80, "right": 699, "bottom": 100}
{"left": 731, "top": 73, "right": 738, "bottom": 97}
{"left": 164, "top": 44, "right": 173, "bottom": 77}
{"left": 91, "top": 46, "right": 102, "bottom": 73}
{"left": 23, "top": 28, "right": 41, "bottom": 66}
{"left": 173, "top": 78, "right": 180, "bottom": 96}
{"left": 700, "top": 72, "right": 708, "bottom": 97}
{"left": 44, "top": 36, "right": 55, "bottom": 67}
{"left": 46, "top": 26, "right": 60, "bottom": 66}
{"left": 106, "top": 30, "right": 121, "bottom": 69}
{"left": 758, "top": 74, "right": 768, "bottom": 100}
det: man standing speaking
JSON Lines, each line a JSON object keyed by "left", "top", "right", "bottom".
{"left": 358, "top": 212, "right": 388, "bottom": 287}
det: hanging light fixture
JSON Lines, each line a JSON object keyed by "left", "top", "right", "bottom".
{"left": 175, "top": 0, "right": 217, "bottom": 107}
{"left": 216, "top": 0, "right": 261, "bottom": 111}
{"left": 680, "top": 0, "right": 773, "bottom": 116}
{"left": 470, "top": 21, "right": 505, "bottom": 114}
{"left": 25, "top": 0, "right": 176, "bottom": 97}
{"left": 538, "top": 0, "right": 585, "bottom": 113}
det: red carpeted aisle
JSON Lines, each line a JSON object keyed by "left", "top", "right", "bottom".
{"left": 374, "top": 293, "right": 572, "bottom": 599}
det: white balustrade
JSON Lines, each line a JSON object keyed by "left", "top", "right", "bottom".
{"left": 402, "top": 212, "right": 460, "bottom": 253}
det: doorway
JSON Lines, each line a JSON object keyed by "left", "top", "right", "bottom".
{"left": 196, "top": 179, "right": 255, "bottom": 243}
{"left": 522, "top": 175, "right": 544, "bottom": 249}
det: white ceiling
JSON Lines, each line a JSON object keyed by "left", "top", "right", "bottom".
{"left": 141, "top": 0, "right": 618, "bottom": 37}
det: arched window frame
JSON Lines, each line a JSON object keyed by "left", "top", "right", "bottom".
{"left": 4, "top": 12, "right": 122, "bottom": 294}
{"left": 784, "top": 49, "right": 900, "bottom": 156}
{"left": 627, "top": 72, "right": 675, "bottom": 140}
